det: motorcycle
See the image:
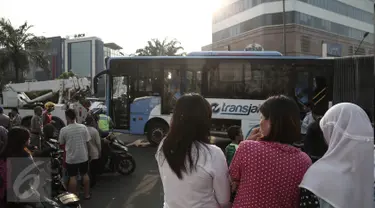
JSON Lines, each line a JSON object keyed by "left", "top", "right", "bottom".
{"left": 13, "top": 189, "right": 81, "bottom": 208}
{"left": 100, "top": 133, "right": 136, "bottom": 175}
{"left": 37, "top": 139, "right": 81, "bottom": 207}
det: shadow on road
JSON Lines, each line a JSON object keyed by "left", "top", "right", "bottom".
{"left": 81, "top": 146, "right": 163, "bottom": 208}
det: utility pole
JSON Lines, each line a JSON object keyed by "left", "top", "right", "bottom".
{"left": 354, "top": 32, "right": 369, "bottom": 55}
{"left": 283, "top": 0, "right": 287, "bottom": 55}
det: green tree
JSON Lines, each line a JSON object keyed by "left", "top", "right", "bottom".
{"left": 135, "top": 38, "right": 185, "bottom": 56}
{"left": 57, "top": 71, "right": 77, "bottom": 79}
{"left": 0, "top": 18, "right": 49, "bottom": 83}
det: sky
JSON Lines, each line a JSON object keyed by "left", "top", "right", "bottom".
{"left": 0, "top": 0, "right": 223, "bottom": 54}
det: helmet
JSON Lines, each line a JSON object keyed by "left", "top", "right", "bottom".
{"left": 45, "top": 102, "right": 55, "bottom": 110}
{"left": 93, "top": 108, "right": 106, "bottom": 115}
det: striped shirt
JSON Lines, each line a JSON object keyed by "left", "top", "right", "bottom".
{"left": 58, "top": 123, "right": 90, "bottom": 164}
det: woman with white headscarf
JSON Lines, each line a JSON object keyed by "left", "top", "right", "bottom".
{"left": 299, "top": 103, "right": 374, "bottom": 208}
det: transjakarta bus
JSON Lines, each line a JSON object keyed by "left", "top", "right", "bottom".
{"left": 93, "top": 51, "right": 332, "bottom": 145}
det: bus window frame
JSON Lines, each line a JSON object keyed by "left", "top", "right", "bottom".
{"left": 201, "top": 58, "right": 298, "bottom": 99}
{"left": 106, "top": 57, "right": 333, "bottom": 116}
{"left": 160, "top": 59, "right": 208, "bottom": 114}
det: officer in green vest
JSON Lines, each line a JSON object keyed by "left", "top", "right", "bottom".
{"left": 97, "top": 109, "right": 113, "bottom": 137}
{"left": 225, "top": 125, "right": 243, "bottom": 166}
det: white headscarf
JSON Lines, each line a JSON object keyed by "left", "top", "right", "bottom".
{"left": 300, "top": 103, "right": 374, "bottom": 208}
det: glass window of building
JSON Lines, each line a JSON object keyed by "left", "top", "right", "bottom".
{"left": 69, "top": 41, "right": 92, "bottom": 77}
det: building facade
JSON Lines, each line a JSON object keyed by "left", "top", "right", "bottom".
{"left": 64, "top": 37, "right": 124, "bottom": 78}
{"left": 64, "top": 37, "right": 124, "bottom": 96}
{"left": 202, "top": 0, "right": 374, "bottom": 56}
{"left": 104, "top": 42, "right": 124, "bottom": 59}
{"left": 27, "top": 36, "right": 65, "bottom": 81}
{"left": 64, "top": 36, "right": 104, "bottom": 79}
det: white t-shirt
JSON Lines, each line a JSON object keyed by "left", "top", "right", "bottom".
{"left": 59, "top": 123, "right": 90, "bottom": 164}
{"left": 301, "top": 111, "right": 315, "bottom": 134}
{"left": 86, "top": 126, "right": 101, "bottom": 160}
{"left": 156, "top": 140, "right": 230, "bottom": 208}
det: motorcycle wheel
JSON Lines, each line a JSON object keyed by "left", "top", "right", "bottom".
{"left": 117, "top": 155, "right": 136, "bottom": 175}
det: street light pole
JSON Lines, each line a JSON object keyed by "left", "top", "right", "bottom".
{"left": 283, "top": 0, "right": 287, "bottom": 55}
{"left": 354, "top": 32, "right": 369, "bottom": 55}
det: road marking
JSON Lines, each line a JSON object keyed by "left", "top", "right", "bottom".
{"left": 124, "top": 174, "right": 159, "bottom": 206}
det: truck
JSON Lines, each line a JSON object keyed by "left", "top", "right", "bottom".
{"left": 0, "top": 77, "right": 92, "bottom": 130}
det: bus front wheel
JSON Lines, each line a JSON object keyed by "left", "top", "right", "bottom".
{"left": 147, "top": 122, "right": 169, "bottom": 146}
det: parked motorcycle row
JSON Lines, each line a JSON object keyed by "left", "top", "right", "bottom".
{"left": 27, "top": 132, "right": 136, "bottom": 208}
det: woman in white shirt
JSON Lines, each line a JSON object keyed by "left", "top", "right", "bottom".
{"left": 156, "top": 93, "right": 230, "bottom": 208}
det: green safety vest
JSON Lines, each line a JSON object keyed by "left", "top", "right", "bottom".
{"left": 225, "top": 143, "right": 239, "bottom": 166}
{"left": 98, "top": 114, "right": 110, "bottom": 132}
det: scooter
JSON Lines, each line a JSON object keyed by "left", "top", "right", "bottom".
{"left": 99, "top": 133, "right": 136, "bottom": 175}
{"left": 14, "top": 188, "right": 81, "bottom": 208}
{"left": 39, "top": 139, "right": 81, "bottom": 207}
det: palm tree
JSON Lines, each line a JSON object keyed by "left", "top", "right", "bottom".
{"left": 135, "top": 38, "right": 185, "bottom": 56}
{"left": 0, "top": 18, "right": 49, "bottom": 83}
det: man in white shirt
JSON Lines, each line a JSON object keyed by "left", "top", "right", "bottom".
{"left": 301, "top": 104, "right": 316, "bottom": 136}
{"left": 85, "top": 116, "right": 101, "bottom": 188}
{"left": 59, "top": 109, "right": 91, "bottom": 199}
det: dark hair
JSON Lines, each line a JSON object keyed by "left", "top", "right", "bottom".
{"left": 260, "top": 95, "right": 301, "bottom": 144}
{"left": 43, "top": 124, "right": 55, "bottom": 139}
{"left": 162, "top": 93, "right": 211, "bottom": 179}
{"left": 34, "top": 106, "right": 42, "bottom": 113}
{"left": 11, "top": 108, "right": 18, "bottom": 113}
{"left": 306, "top": 101, "right": 314, "bottom": 109}
{"left": 304, "top": 119, "right": 328, "bottom": 162}
{"left": 65, "top": 109, "right": 77, "bottom": 120}
{"left": 5, "top": 127, "right": 30, "bottom": 157}
{"left": 85, "top": 115, "right": 95, "bottom": 127}
{"left": 227, "top": 125, "right": 241, "bottom": 141}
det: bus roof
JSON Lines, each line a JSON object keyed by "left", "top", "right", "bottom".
{"left": 106, "top": 55, "right": 329, "bottom": 71}
{"left": 187, "top": 51, "right": 283, "bottom": 56}
{"left": 108, "top": 55, "right": 324, "bottom": 64}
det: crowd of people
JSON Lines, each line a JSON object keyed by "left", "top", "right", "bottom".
{"left": 0, "top": 93, "right": 373, "bottom": 207}
{"left": 156, "top": 93, "right": 374, "bottom": 208}
{"left": 0, "top": 102, "right": 113, "bottom": 207}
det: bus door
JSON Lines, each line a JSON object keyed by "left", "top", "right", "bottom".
{"left": 111, "top": 75, "right": 132, "bottom": 130}
{"left": 93, "top": 70, "right": 130, "bottom": 130}
{"left": 294, "top": 62, "right": 332, "bottom": 117}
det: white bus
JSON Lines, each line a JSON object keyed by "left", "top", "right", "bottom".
{"left": 93, "top": 51, "right": 332, "bottom": 145}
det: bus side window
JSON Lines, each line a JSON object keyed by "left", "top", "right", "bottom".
{"left": 244, "top": 63, "right": 262, "bottom": 99}
{"left": 207, "top": 61, "right": 243, "bottom": 98}
{"left": 295, "top": 71, "right": 310, "bottom": 106}
{"left": 185, "top": 70, "right": 201, "bottom": 94}
{"left": 244, "top": 63, "right": 291, "bottom": 99}
{"left": 138, "top": 68, "right": 160, "bottom": 97}
{"left": 163, "top": 68, "right": 181, "bottom": 114}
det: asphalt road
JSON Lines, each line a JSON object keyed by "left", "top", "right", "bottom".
{"left": 81, "top": 134, "right": 164, "bottom": 208}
